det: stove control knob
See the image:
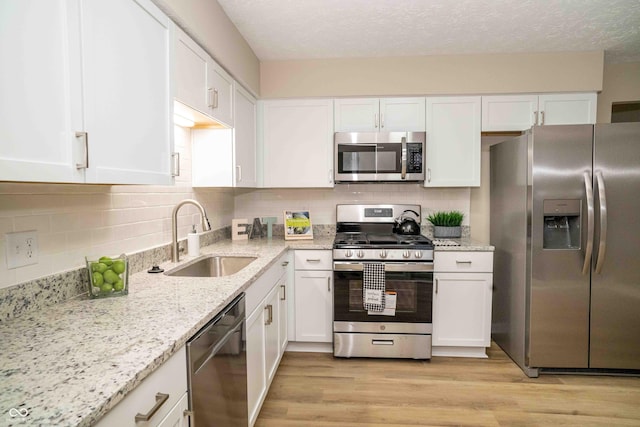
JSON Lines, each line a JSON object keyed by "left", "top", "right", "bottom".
{"left": 345, "top": 250, "right": 353, "bottom": 258}
{"left": 379, "top": 250, "right": 388, "bottom": 259}
{"left": 357, "top": 250, "right": 365, "bottom": 258}
{"left": 415, "top": 251, "right": 423, "bottom": 259}
{"left": 403, "top": 250, "right": 411, "bottom": 259}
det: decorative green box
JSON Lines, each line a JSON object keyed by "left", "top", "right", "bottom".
{"left": 86, "top": 254, "right": 129, "bottom": 298}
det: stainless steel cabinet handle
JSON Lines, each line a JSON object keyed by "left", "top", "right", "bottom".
{"left": 533, "top": 111, "right": 539, "bottom": 126}
{"left": 594, "top": 171, "right": 608, "bottom": 274}
{"left": 435, "top": 278, "right": 439, "bottom": 294}
{"left": 374, "top": 113, "right": 378, "bottom": 129}
{"left": 264, "top": 305, "right": 273, "bottom": 325}
{"left": 213, "top": 89, "right": 219, "bottom": 109}
{"left": 327, "top": 277, "right": 331, "bottom": 292}
{"left": 281, "top": 261, "right": 289, "bottom": 267}
{"left": 75, "top": 132, "right": 89, "bottom": 169}
{"left": 380, "top": 113, "right": 384, "bottom": 129}
{"left": 306, "top": 258, "right": 321, "bottom": 262}
{"left": 171, "top": 152, "right": 180, "bottom": 177}
{"left": 540, "top": 111, "right": 545, "bottom": 125}
{"left": 280, "top": 284, "right": 286, "bottom": 301}
{"left": 455, "top": 260, "right": 472, "bottom": 264}
{"left": 428, "top": 168, "right": 432, "bottom": 183}
{"left": 134, "top": 393, "right": 169, "bottom": 422}
{"left": 207, "top": 88, "right": 214, "bottom": 108}
{"left": 583, "top": 172, "right": 595, "bottom": 275}
{"left": 236, "top": 165, "right": 242, "bottom": 182}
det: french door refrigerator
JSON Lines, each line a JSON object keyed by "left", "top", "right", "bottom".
{"left": 490, "top": 123, "right": 640, "bottom": 377}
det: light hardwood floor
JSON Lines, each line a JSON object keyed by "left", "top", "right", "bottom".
{"left": 256, "top": 343, "right": 640, "bottom": 426}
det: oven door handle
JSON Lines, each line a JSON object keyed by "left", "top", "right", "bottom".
{"left": 333, "top": 262, "right": 433, "bottom": 272}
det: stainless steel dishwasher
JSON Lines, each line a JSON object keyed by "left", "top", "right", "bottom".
{"left": 186, "top": 293, "right": 247, "bottom": 426}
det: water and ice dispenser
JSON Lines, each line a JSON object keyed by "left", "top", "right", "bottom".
{"left": 543, "top": 199, "right": 581, "bottom": 250}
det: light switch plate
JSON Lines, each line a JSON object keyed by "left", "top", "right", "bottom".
{"left": 5, "top": 230, "right": 38, "bottom": 269}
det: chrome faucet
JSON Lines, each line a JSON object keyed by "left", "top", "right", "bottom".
{"left": 172, "top": 199, "right": 211, "bottom": 262}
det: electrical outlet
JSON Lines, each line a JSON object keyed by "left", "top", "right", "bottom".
{"left": 5, "top": 230, "right": 38, "bottom": 269}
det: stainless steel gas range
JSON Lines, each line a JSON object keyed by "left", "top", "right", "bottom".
{"left": 332, "top": 204, "right": 434, "bottom": 359}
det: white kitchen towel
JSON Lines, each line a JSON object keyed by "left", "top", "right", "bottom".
{"left": 363, "top": 262, "right": 385, "bottom": 312}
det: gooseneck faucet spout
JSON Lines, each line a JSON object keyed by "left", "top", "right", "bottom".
{"left": 172, "top": 199, "right": 211, "bottom": 262}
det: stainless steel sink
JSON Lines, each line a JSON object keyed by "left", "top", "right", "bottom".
{"left": 165, "top": 255, "right": 257, "bottom": 278}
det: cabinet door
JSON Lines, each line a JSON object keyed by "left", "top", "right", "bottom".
{"left": 481, "top": 95, "right": 538, "bottom": 131}
{"left": 156, "top": 393, "right": 189, "bottom": 427}
{"left": 174, "top": 25, "right": 208, "bottom": 114}
{"left": 81, "top": 0, "right": 173, "bottom": 184}
{"left": 433, "top": 272, "right": 493, "bottom": 347}
{"left": 334, "top": 98, "right": 379, "bottom": 131}
{"left": 191, "top": 129, "right": 233, "bottom": 187}
{"left": 207, "top": 60, "right": 234, "bottom": 127}
{"left": 538, "top": 93, "right": 597, "bottom": 125}
{"left": 260, "top": 99, "right": 334, "bottom": 188}
{"left": 246, "top": 304, "right": 267, "bottom": 426}
{"left": 0, "top": 0, "right": 85, "bottom": 183}
{"left": 425, "top": 96, "right": 481, "bottom": 187}
{"left": 379, "top": 97, "right": 426, "bottom": 131}
{"left": 264, "top": 285, "right": 281, "bottom": 383}
{"left": 294, "top": 270, "right": 333, "bottom": 342}
{"left": 234, "top": 85, "right": 257, "bottom": 187}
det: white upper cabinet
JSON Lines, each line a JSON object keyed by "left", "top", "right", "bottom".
{"left": 191, "top": 85, "right": 257, "bottom": 188}
{"left": 425, "top": 96, "right": 481, "bottom": 187}
{"left": 259, "top": 99, "right": 334, "bottom": 188}
{"left": 0, "top": 0, "right": 85, "bottom": 183}
{"left": 174, "top": 25, "right": 209, "bottom": 114}
{"left": 82, "top": 0, "right": 173, "bottom": 185}
{"left": 0, "top": 0, "right": 174, "bottom": 185}
{"left": 173, "top": 25, "right": 233, "bottom": 127}
{"left": 334, "top": 97, "right": 426, "bottom": 132}
{"left": 481, "top": 93, "right": 597, "bottom": 131}
{"left": 234, "top": 85, "right": 257, "bottom": 187}
{"left": 537, "top": 93, "right": 597, "bottom": 126}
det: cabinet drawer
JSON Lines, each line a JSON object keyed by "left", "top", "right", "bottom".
{"left": 95, "top": 346, "right": 187, "bottom": 427}
{"left": 435, "top": 251, "right": 493, "bottom": 272}
{"left": 294, "top": 250, "right": 332, "bottom": 270}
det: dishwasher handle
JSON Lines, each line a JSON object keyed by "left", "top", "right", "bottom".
{"left": 192, "top": 318, "right": 243, "bottom": 376}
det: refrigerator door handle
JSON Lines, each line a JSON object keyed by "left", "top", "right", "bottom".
{"left": 594, "top": 171, "right": 608, "bottom": 274}
{"left": 582, "top": 172, "right": 595, "bottom": 275}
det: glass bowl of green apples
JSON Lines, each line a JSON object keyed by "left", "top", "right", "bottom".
{"left": 86, "top": 254, "right": 129, "bottom": 298}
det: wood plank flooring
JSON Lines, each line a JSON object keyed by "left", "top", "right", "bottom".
{"left": 256, "top": 343, "right": 640, "bottom": 426}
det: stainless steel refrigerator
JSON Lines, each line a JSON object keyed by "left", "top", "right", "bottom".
{"left": 490, "top": 123, "right": 640, "bottom": 377}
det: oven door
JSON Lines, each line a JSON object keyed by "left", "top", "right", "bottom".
{"left": 333, "top": 262, "right": 433, "bottom": 324}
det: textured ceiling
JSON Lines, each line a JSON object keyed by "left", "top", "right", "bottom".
{"left": 216, "top": 0, "right": 640, "bottom": 63}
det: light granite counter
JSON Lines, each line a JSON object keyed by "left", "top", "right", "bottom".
{"left": 433, "top": 237, "right": 494, "bottom": 252}
{"left": 0, "top": 237, "right": 332, "bottom": 427}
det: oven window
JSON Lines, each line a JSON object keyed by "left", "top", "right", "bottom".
{"left": 347, "top": 279, "right": 418, "bottom": 313}
{"left": 334, "top": 270, "right": 433, "bottom": 323}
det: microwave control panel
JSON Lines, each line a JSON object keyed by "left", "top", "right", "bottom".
{"left": 407, "top": 143, "right": 423, "bottom": 173}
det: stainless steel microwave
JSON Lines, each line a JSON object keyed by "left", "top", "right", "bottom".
{"left": 334, "top": 131, "right": 425, "bottom": 182}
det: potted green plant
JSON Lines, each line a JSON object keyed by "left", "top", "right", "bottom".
{"left": 426, "top": 210, "right": 464, "bottom": 238}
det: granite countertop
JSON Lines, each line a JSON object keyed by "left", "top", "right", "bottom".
{"left": 0, "top": 236, "right": 333, "bottom": 427}
{"left": 0, "top": 234, "right": 486, "bottom": 426}
{"left": 432, "top": 237, "right": 494, "bottom": 251}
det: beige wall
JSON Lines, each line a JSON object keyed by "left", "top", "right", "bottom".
{"left": 597, "top": 62, "right": 640, "bottom": 123}
{"left": 155, "top": 0, "right": 260, "bottom": 95}
{"left": 260, "top": 51, "right": 604, "bottom": 98}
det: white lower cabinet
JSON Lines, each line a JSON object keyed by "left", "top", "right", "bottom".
{"left": 156, "top": 393, "right": 189, "bottom": 427}
{"left": 95, "top": 346, "right": 187, "bottom": 427}
{"left": 433, "top": 251, "right": 494, "bottom": 358}
{"left": 246, "top": 253, "right": 291, "bottom": 426}
{"left": 293, "top": 250, "right": 333, "bottom": 343}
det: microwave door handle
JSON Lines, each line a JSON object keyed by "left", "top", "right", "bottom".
{"left": 401, "top": 136, "right": 407, "bottom": 179}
